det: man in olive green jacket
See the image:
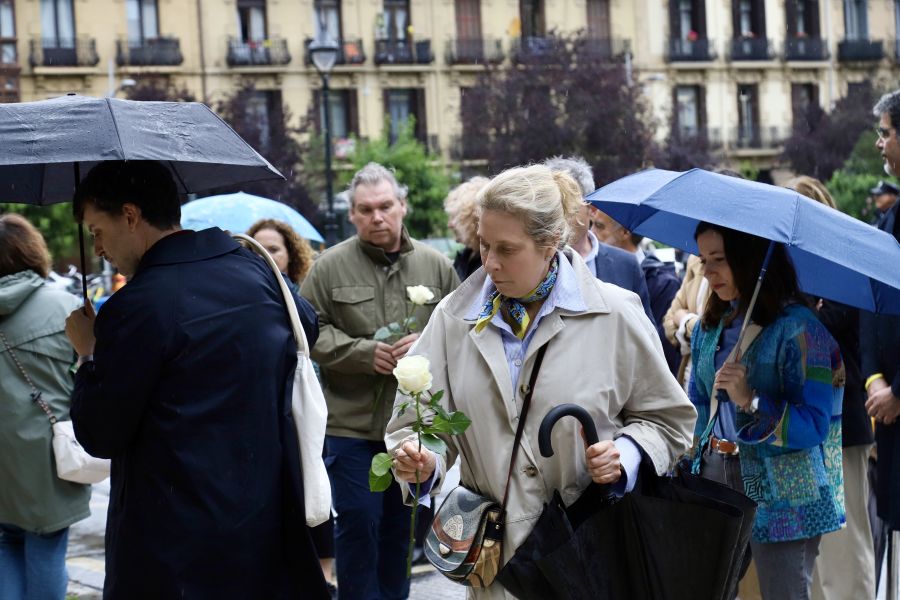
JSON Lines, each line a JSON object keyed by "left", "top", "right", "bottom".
{"left": 301, "top": 163, "right": 458, "bottom": 599}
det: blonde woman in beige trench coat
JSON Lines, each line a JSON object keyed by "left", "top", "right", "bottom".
{"left": 385, "top": 165, "right": 696, "bottom": 600}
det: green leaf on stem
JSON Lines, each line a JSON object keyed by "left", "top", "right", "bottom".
{"left": 445, "top": 411, "right": 472, "bottom": 435}
{"left": 369, "top": 469, "right": 394, "bottom": 492}
{"left": 373, "top": 326, "right": 393, "bottom": 342}
{"left": 370, "top": 452, "right": 394, "bottom": 476}
{"left": 405, "top": 316, "right": 420, "bottom": 332}
{"left": 397, "top": 401, "right": 409, "bottom": 417}
{"left": 420, "top": 433, "right": 447, "bottom": 455}
{"left": 388, "top": 322, "right": 403, "bottom": 334}
{"left": 429, "top": 390, "right": 444, "bottom": 405}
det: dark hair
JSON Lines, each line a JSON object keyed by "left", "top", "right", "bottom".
{"left": 0, "top": 213, "right": 52, "bottom": 278}
{"left": 695, "top": 222, "right": 805, "bottom": 328}
{"left": 874, "top": 90, "right": 900, "bottom": 130}
{"left": 246, "top": 218, "right": 316, "bottom": 284}
{"left": 74, "top": 161, "right": 180, "bottom": 229}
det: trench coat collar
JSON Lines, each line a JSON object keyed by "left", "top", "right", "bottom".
{"left": 136, "top": 227, "right": 239, "bottom": 274}
{"left": 356, "top": 227, "right": 415, "bottom": 266}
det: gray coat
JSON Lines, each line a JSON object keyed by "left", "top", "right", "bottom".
{"left": 0, "top": 271, "right": 90, "bottom": 533}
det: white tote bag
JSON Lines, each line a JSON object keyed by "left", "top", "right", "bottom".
{"left": 234, "top": 234, "right": 332, "bottom": 526}
{"left": 52, "top": 420, "right": 112, "bottom": 484}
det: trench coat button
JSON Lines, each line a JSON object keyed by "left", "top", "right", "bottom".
{"left": 520, "top": 383, "right": 530, "bottom": 395}
{"left": 523, "top": 464, "right": 538, "bottom": 477}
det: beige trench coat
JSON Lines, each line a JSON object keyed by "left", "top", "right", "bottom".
{"left": 385, "top": 249, "right": 696, "bottom": 600}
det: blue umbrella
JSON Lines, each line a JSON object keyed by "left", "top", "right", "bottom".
{"left": 587, "top": 168, "right": 900, "bottom": 315}
{"left": 181, "top": 192, "right": 324, "bottom": 243}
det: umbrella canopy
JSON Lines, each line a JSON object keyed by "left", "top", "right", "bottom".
{"left": 0, "top": 94, "right": 283, "bottom": 205}
{"left": 587, "top": 168, "right": 900, "bottom": 315}
{"left": 181, "top": 192, "right": 324, "bottom": 243}
{"left": 497, "top": 404, "right": 757, "bottom": 600}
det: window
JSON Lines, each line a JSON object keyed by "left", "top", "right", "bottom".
{"left": 41, "top": 0, "right": 75, "bottom": 48}
{"left": 520, "top": 0, "right": 545, "bottom": 38}
{"left": 674, "top": 85, "right": 704, "bottom": 138}
{"left": 385, "top": 88, "right": 425, "bottom": 143}
{"left": 126, "top": 0, "right": 158, "bottom": 45}
{"left": 237, "top": 0, "right": 266, "bottom": 42}
{"left": 786, "top": 1, "right": 820, "bottom": 37}
{"left": 843, "top": 0, "right": 867, "bottom": 40}
{"left": 0, "top": 0, "right": 15, "bottom": 65}
{"left": 737, "top": 84, "right": 760, "bottom": 146}
{"left": 313, "top": 0, "right": 341, "bottom": 41}
{"left": 384, "top": 0, "right": 410, "bottom": 42}
{"left": 586, "top": 0, "right": 610, "bottom": 39}
{"left": 245, "top": 90, "right": 281, "bottom": 150}
{"left": 455, "top": 0, "right": 481, "bottom": 40}
{"left": 791, "top": 83, "right": 818, "bottom": 128}
{"left": 732, "top": 0, "right": 766, "bottom": 39}
{"left": 670, "top": 0, "right": 706, "bottom": 41}
{"left": 316, "top": 89, "right": 358, "bottom": 140}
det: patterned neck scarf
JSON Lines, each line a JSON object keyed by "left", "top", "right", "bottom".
{"left": 474, "top": 254, "right": 559, "bottom": 340}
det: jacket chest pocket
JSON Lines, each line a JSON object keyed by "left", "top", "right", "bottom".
{"left": 333, "top": 286, "right": 376, "bottom": 337}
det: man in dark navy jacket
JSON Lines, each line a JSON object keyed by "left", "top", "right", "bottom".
{"left": 64, "top": 161, "right": 328, "bottom": 599}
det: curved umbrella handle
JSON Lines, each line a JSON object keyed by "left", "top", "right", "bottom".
{"left": 539, "top": 404, "right": 599, "bottom": 457}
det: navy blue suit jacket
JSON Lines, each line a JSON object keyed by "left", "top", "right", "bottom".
{"left": 591, "top": 241, "right": 655, "bottom": 324}
{"left": 72, "top": 228, "right": 327, "bottom": 599}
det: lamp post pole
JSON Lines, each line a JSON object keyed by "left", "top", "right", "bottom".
{"left": 321, "top": 72, "right": 337, "bottom": 247}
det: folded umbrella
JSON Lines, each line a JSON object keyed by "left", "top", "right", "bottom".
{"left": 586, "top": 168, "right": 900, "bottom": 315}
{"left": 181, "top": 192, "right": 324, "bottom": 243}
{"left": 497, "top": 404, "right": 757, "bottom": 600}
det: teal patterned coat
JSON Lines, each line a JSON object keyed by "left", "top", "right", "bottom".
{"left": 690, "top": 303, "right": 845, "bottom": 543}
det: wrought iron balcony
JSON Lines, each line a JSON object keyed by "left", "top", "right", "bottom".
{"left": 729, "top": 37, "right": 773, "bottom": 60}
{"left": 116, "top": 37, "right": 183, "bottom": 66}
{"left": 510, "top": 36, "right": 566, "bottom": 64}
{"left": 574, "top": 37, "right": 631, "bottom": 61}
{"left": 784, "top": 37, "right": 829, "bottom": 60}
{"left": 732, "top": 126, "right": 785, "bottom": 150}
{"left": 445, "top": 38, "right": 504, "bottom": 65}
{"left": 226, "top": 37, "right": 291, "bottom": 67}
{"left": 374, "top": 39, "right": 433, "bottom": 65}
{"left": 837, "top": 39, "right": 884, "bottom": 61}
{"left": 666, "top": 38, "right": 716, "bottom": 62}
{"left": 672, "top": 126, "right": 723, "bottom": 150}
{"left": 29, "top": 38, "right": 99, "bottom": 67}
{"left": 303, "top": 38, "right": 366, "bottom": 66}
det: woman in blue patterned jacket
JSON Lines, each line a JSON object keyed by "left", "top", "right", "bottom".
{"left": 689, "top": 222, "right": 844, "bottom": 600}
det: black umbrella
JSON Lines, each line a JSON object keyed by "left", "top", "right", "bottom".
{"left": 0, "top": 93, "right": 284, "bottom": 302}
{"left": 496, "top": 404, "right": 757, "bottom": 600}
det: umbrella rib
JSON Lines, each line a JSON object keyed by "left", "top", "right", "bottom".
{"left": 168, "top": 161, "right": 190, "bottom": 194}
{"left": 104, "top": 97, "right": 126, "bottom": 159}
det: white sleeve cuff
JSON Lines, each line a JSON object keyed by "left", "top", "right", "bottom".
{"left": 611, "top": 436, "right": 642, "bottom": 496}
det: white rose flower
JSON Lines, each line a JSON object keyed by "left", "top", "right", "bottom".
{"left": 406, "top": 285, "right": 435, "bottom": 306}
{"left": 393, "top": 355, "right": 433, "bottom": 395}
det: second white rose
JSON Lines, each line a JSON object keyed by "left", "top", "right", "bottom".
{"left": 406, "top": 285, "right": 435, "bottom": 306}
{"left": 393, "top": 355, "right": 433, "bottom": 395}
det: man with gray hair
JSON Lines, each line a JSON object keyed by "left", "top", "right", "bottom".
{"left": 301, "top": 162, "right": 458, "bottom": 599}
{"left": 543, "top": 156, "right": 654, "bottom": 323}
{"left": 860, "top": 90, "right": 900, "bottom": 595}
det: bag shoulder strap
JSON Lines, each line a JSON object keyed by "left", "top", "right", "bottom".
{"left": 499, "top": 342, "right": 549, "bottom": 519}
{"left": 233, "top": 233, "right": 310, "bottom": 357}
{"left": 0, "top": 331, "right": 57, "bottom": 425}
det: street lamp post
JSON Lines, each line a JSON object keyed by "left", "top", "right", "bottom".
{"left": 308, "top": 37, "right": 341, "bottom": 246}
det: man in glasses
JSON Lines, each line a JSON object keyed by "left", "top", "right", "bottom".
{"left": 862, "top": 89, "right": 900, "bottom": 594}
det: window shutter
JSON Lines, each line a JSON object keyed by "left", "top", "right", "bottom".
{"left": 731, "top": 0, "right": 741, "bottom": 38}
{"left": 786, "top": 0, "right": 798, "bottom": 36}
{"left": 669, "top": 0, "right": 681, "bottom": 39}
{"left": 693, "top": 0, "right": 707, "bottom": 37}
{"left": 414, "top": 88, "right": 427, "bottom": 143}
{"left": 347, "top": 88, "right": 359, "bottom": 136}
{"left": 808, "top": 0, "right": 820, "bottom": 37}
{"left": 698, "top": 85, "right": 707, "bottom": 131}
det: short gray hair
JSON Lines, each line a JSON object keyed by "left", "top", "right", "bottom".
{"left": 543, "top": 156, "right": 595, "bottom": 197}
{"left": 873, "top": 89, "right": 900, "bottom": 129}
{"left": 347, "top": 162, "right": 408, "bottom": 206}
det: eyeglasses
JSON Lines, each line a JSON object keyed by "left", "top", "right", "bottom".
{"left": 875, "top": 126, "right": 895, "bottom": 141}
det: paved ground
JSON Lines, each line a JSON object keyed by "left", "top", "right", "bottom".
{"left": 65, "top": 482, "right": 465, "bottom": 599}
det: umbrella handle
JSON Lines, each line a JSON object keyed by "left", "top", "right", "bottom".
{"left": 539, "top": 404, "right": 599, "bottom": 457}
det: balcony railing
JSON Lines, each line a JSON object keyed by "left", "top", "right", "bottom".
{"left": 732, "top": 126, "right": 785, "bottom": 150}
{"left": 574, "top": 37, "right": 631, "bottom": 61}
{"left": 374, "top": 39, "right": 433, "bottom": 65}
{"left": 226, "top": 37, "right": 291, "bottom": 66}
{"left": 445, "top": 38, "right": 504, "bottom": 65}
{"left": 116, "top": 37, "right": 183, "bottom": 66}
{"left": 672, "top": 126, "right": 723, "bottom": 150}
{"left": 784, "top": 37, "right": 829, "bottom": 60}
{"left": 303, "top": 38, "right": 366, "bottom": 66}
{"left": 29, "top": 38, "right": 100, "bottom": 67}
{"left": 666, "top": 38, "right": 716, "bottom": 62}
{"left": 729, "top": 37, "right": 773, "bottom": 60}
{"left": 837, "top": 39, "right": 884, "bottom": 61}
{"left": 510, "top": 36, "right": 566, "bottom": 63}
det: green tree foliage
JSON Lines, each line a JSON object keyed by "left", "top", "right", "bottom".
{"left": 335, "top": 118, "right": 452, "bottom": 239}
{"left": 826, "top": 131, "right": 899, "bottom": 222}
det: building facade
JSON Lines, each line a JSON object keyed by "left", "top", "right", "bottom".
{"left": 3, "top": 0, "right": 900, "bottom": 177}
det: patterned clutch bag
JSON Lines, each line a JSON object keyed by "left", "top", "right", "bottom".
{"left": 424, "top": 486, "right": 504, "bottom": 587}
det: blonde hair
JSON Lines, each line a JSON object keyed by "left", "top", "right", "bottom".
{"left": 478, "top": 165, "right": 585, "bottom": 249}
{"left": 445, "top": 176, "right": 489, "bottom": 249}
{"left": 787, "top": 175, "right": 836, "bottom": 209}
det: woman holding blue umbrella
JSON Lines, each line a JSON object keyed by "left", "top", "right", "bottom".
{"left": 690, "top": 222, "right": 845, "bottom": 600}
